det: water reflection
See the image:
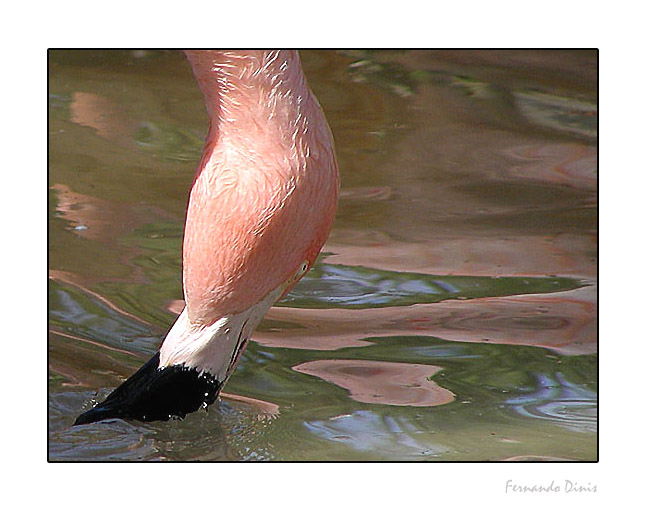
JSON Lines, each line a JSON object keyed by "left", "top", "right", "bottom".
{"left": 49, "top": 391, "right": 159, "bottom": 461}
{"left": 48, "top": 50, "right": 597, "bottom": 461}
{"left": 293, "top": 360, "right": 454, "bottom": 407}
{"left": 260, "top": 282, "right": 595, "bottom": 355}
{"left": 49, "top": 278, "right": 157, "bottom": 355}
{"left": 514, "top": 91, "right": 597, "bottom": 139}
{"left": 505, "top": 373, "right": 597, "bottom": 433}
{"left": 69, "top": 91, "right": 131, "bottom": 143}
{"left": 284, "top": 262, "right": 583, "bottom": 309}
{"left": 49, "top": 272, "right": 597, "bottom": 460}
{"left": 50, "top": 389, "right": 280, "bottom": 461}
{"left": 305, "top": 410, "right": 446, "bottom": 460}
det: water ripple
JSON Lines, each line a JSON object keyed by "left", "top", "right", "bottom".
{"left": 505, "top": 373, "right": 597, "bottom": 433}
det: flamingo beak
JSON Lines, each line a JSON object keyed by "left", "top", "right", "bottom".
{"left": 75, "top": 278, "right": 294, "bottom": 425}
{"left": 73, "top": 352, "right": 222, "bottom": 425}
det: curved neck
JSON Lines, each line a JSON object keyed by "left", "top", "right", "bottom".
{"left": 184, "top": 50, "right": 308, "bottom": 139}
{"left": 180, "top": 49, "right": 338, "bottom": 326}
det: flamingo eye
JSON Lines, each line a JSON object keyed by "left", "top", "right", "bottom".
{"left": 294, "top": 261, "right": 309, "bottom": 280}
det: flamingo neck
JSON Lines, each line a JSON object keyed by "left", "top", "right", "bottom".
{"left": 184, "top": 50, "right": 307, "bottom": 139}
{"left": 159, "top": 282, "right": 286, "bottom": 380}
{"left": 180, "top": 50, "right": 338, "bottom": 326}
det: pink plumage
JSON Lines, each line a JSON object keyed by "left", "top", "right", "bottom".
{"left": 75, "top": 50, "right": 339, "bottom": 425}
{"left": 183, "top": 50, "right": 339, "bottom": 324}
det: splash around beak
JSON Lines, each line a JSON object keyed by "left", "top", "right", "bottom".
{"left": 74, "top": 352, "right": 223, "bottom": 425}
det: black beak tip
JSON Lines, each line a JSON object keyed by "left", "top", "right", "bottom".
{"left": 73, "top": 352, "right": 223, "bottom": 426}
{"left": 73, "top": 406, "right": 111, "bottom": 426}
{"left": 73, "top": 411, "right": 91, "bottom": 426}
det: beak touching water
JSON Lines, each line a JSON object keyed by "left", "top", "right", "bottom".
{"left": 73, "top": 351, "right": 222, "bottom": 425}
{"left": 75, "top": 280, "right": 288, "bottom": 425}
{"left": 73, "top": 50, "right": 339, "bottom": 426}
{"left": 74, "top": 305, "right": 258, "bottom": 425}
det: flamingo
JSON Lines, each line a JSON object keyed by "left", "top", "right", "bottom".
{"left": 74, "top": 50, "right": 339, "bottom": 425}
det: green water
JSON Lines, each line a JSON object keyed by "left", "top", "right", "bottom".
{"left": 48, "top": 50, "right": 597, "bottom": 461}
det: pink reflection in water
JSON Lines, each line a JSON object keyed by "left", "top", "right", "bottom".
{"left": 166, "top": 278, "right": 595, "bottom": 355}
{"left": 50, "top": 270, "right": 154, "bottom": 326}
{"left": 69, "top": 91, "right": 133, "bottom": 144}
{"left": 326, "top": 231, "right": 595, "bottom": 279}
{"left": 219, "top": 392, "right": 280, "bottom": 419}
{"left": 258, "top": 283, "right": 595, "bottom": 356}
{"left": 504, "top": 143, "right": 597, "bottom": 190}
{"left": 50, "top": 184, "right": 132, "bottom": 241}
{"left": 293, "top": 359, "right": 454, "bottom": 407}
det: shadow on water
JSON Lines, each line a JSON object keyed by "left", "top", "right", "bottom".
{"left": 48, "top": 49, "right": 597, "bottom": 461}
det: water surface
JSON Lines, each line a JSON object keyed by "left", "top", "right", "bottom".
{"left": 48, "top": 50, "right": 597, "bottom": 461}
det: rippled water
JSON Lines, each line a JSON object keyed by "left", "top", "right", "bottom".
{"left": 48, "top": 50, "right": 597, "bottom": 461}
